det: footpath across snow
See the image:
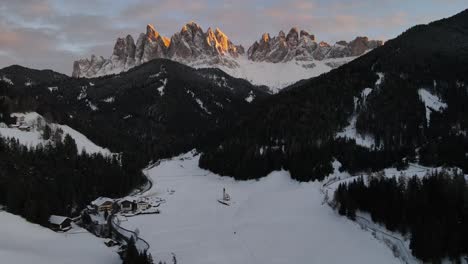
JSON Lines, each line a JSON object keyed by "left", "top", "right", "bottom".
{"left": 121, "top": 151, "right": 400, "bottom": 264}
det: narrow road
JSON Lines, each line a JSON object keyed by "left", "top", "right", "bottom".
{"left": 108, "top": 165, "right": 155, "bottom": 253}
{"left": 110, "top": 213, "right": 151, "bottom": 253}
{"left": 321, "top": 174, "right": 420, "bottom": 264}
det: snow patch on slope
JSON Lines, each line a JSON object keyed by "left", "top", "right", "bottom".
{"left": 375, "top": 72, "right": 385, "bottom": 87}
{"left": 102, "top": 97, "right": 115, "bottom": 103}
{"left": 195, "top": 98, "right": 211, "bottom": 115}
{"left": 48, "top": 86, "right": 58, "bottom": 92}
{"left": 418, "top": 89, "right": 447, "bottom": 125}
{"left": 336, "top": 116, "right": 378, "bottom": 149}
{"left": 57, "top": 124, "right": 110, "bottom": 155}
{"left": 245, "top": 91, "right": 255, "bottom": 103}
{"left": 1, "top": 76, "right": 13, "bottom": 85}
{"left": 0, "top": 112, "right": 112, "bottom": 156}
{"left": 87, "top": 100, "right": 99, "bottom": 111}
{"left": 361, "top": 88, "right": 373, "bottom": 98}
{"left": 77, "top": 86, "right": 88, "bottom": 100}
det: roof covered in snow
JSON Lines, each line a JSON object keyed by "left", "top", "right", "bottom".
{"left": 91, "top": 197, "right": 114, "bottom": 206}
{"left": 49, "top": 215, "right": 70, "bottom": 225}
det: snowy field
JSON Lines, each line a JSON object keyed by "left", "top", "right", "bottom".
{"left": 0, "top": 211, "right": 119, "bottom": 264}
{"left": 122, "top": 152, "right": 400, "bottom": 264}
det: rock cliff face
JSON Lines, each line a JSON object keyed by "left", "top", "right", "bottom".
{"left": 73, "top": 22, "right": 243, "bottom": 77}
{"left": 247, "top": 28, "right": 383, "bottom": 63}
{"left": 72, "top": 22, "right": 383, "bottom": 82}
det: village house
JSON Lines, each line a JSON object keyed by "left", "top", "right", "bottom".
{"left": 49, "top": 215, "right": 72, "bottom": 232}
{"left": 136, "top": 200, "right": 150, "bottom": 211}
{"left": 91, "top": 197, "right": 114, "bottom": 212}
{"left": 119, "top": 199, "right": 134, "bottom": 213}
{"left": 18, "top": 125, "right": 31, "bottom": 131}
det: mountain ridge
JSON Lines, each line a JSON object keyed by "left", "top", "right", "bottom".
{"left": 199, "top": 8, "right": 468, "bottom": 182}
{"left": 72, "top": 22, "right": 382, "bottom": 89}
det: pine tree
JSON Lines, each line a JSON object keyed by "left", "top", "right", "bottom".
{"left": 42, "top": 125, "right": 51, "bottom": 140}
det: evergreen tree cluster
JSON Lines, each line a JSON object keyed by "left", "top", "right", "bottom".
{"left": 123, "top": 237, "right": 153, "bottom": 264}
{"left": 334, "top": 171, "right": 468, "bottom": 262}
{"left": 0, "top": 136, "right": 144, "bottom": 226}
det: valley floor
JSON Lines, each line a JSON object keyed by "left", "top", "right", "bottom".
{"left": 120, "top": 151, "right": 400, "bottom": 264}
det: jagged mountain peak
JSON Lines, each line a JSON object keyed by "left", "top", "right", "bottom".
{"left": 73, "top": 22, "right": 245, "bottom": 78}
{"left": 248, "top": 27, "right": 382, "bottom": 63}
{"left": 146, "top": 24, "right": 161, "bottom": 40}
{"left": 300, "top": 30, "right": 314, "bottom": 40}
{"left": 261, "top": 33, "right": 270, "bottom": 43}
{"left": 72, "top": 23, "right": 382, "bottom": 87}
{"left": 288, "top": 27, "right": 299, "bottom": 35}
{"left": 181, "top": 21, "right": 203, "bottom": 34}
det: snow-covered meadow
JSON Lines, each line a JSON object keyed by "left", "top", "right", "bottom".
{"left": 0, "top": 112, "right": 112, "bottom": 156}
{"left": 0, "top": 211, "right": 120, "bottom": 264}
{"left": 121, "top": 152, "right": 400, "bottom": 264}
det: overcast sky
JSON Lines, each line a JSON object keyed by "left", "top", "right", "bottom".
{"left": 0, "top": 0, "right": 466, "bottom": 75}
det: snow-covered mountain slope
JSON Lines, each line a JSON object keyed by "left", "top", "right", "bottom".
{"left": 72, "top": 22, "right": 382, "bottom": 90}
{"left": 194, "top": 56, "right": 356, "bottom": 92}
{"left": 120, "top": 151, "right": 399, "bottom": 264}
{"left": 0, "top": 211, "right": 119, "bottom": 264}
{"left": 0, "top": 112, "right": 112, "bottom": 156}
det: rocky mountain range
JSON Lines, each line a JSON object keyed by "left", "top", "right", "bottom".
{"left": 247, "top": 28, "right": 382, "bottom": 63}
{"left": 73, "top": 22, "right": 245, "bottom": 78}
{"left": 72, "top": 22, "right": 383, "bottom": 88}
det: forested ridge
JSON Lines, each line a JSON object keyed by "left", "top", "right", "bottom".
{"left": 0, "top": 59, "right": 269, "bottom": 169}
{"left": 200, "top": 9, "right": 468, "bottom": 181}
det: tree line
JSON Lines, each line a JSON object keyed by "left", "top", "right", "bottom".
{"left": 334, "top": 171, "right": 468, "bottom": 262}
{"left": 0, "top": 135, "right": 145, "bottom": 226}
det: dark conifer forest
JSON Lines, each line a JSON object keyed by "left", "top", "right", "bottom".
{"left": 0, "top": 135, "right": 144, "bottom": 226}
{"left": 334, "top": 171, "right": 468, "bottom": 262}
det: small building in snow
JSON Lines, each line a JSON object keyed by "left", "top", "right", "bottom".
{"left": 18, "top": 125, "right": 30, "bottom": 131}
{"left": 91, "top": 197, "right": 114, "bottom": 212}
{"left": 49, "top": 215, "right": 72, "bottom": 232}
{"left": 136, "top": 200, "right": 150, "bottom": 211}
{"left": 119, "top": 199, "right": 134, "bottom": 213}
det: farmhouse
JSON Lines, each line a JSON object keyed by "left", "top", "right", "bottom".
{"left": 49, "top": 215, "right": 72, "bottom": 232}
{"left": 136, "top": 200, "right": 150, "bottom": 211}
{"left": 91, "top": 197, "right": 114, "bottom": 212}
{"left": 119, "top": 199, "right": 134, "bottom": 213}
